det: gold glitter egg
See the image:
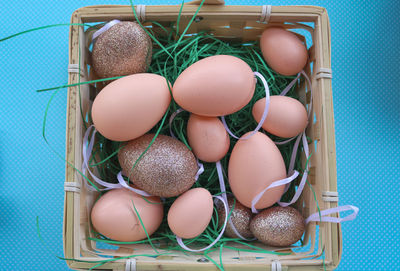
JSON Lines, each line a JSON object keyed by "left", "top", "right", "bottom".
{"left": 118, "top": 134, "right": 198, "bottom": 197}
{"left": 250, "top": 206, "right": 305, "bottom": 247}
{"left": 92, "top": 21, "right": 152, "bottom": 78}
{"left": 217, "top": 196, "right": 254, "bottom": 239}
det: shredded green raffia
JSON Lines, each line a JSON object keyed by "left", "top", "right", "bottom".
{"left": 0, "top": 23, "right": 92, "bottom": 42}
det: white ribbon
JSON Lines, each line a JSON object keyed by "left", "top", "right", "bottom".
{"left": 92, "top": 19, "right": 121, "bottom": 41}
{"left": 301, "top": 70, "right": 313, "bottom": 120}
{"left": 221, "top": 71, "right": 270, "bottom": 141}
{"left": 176, "top": 195, "right": 229, "bottom": 252}
{"left": 168, "top": 108, "right": 204, "bottom": 181}
{"left": 82, "top": 125, "right": 150, "bottom": 196}
{"left": 278, "top": 132, "right": 308, "bottom": 207}
{"left": 305, "top": 205, "right": 359, "bottom": 224}
{"left": 82, "top": 126, "right": 121, "bottom": 190}
{"left": 169, "top": 108, "right": 185, "bottom": 139}
{"left": 279, "top": 73, "right": 301, "bottom": 96}
{"left": 117, "top": 171, "right": 151, "bottom": 197}
{"left": 195, "top": 160, "right": 204, "bottom": 181}
{"left": 216, "top": 161, "right": 256, "bottom": 241}
{"left": 251, "top": 170, "right": 299, "bottom": 214}
{"left": 274, "top": 136, "right": 296, "bottom": 145}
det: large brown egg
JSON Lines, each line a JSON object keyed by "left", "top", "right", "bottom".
{"left": 250, "top": 206, "right": 305, "bottom": 247}
{"left": 172, "top": 55, "right": 255, "bottom": 117}
{"left": 91, "top": 188, "right": 163, "bottom": 242}
{"left": 228, "top": 132, "right": 286, "bottom": 209}
{"left": 216, "top": 196, "right": 254, "bottom": 239}
{"left": 118, "top": 134, "right": 198, "bottom": 197}
{"left": 92, "top": 73, "right": 171, "bottom": 142}
{"left": 252, "top": 96, "right": 308, "bottom": 138}
{"left": 187, "top": 114, "right": 230, "bottom": 162}
{"left": 167, "top": 188, "right": 214, "bottom": 239}
{"left": 92, "top": 21, "right": 152, "bottom": 78}
{"left": 260, "top": 27, "right": 308, "bottom": 76}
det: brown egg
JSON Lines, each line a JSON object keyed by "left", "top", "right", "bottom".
{"left": 172, "top": 55, "right": 256, "bottom": 117}
{"left": 167, "top": 188, "right": 214, "bottom": 239}
{"left": 252, "top": 96, "right": 308, "bottom": 138}
{"left": 228, "top": 132, "right": 286, "bottom": 209}
{"left": 187, "top": 114, "right": 230, "bottom": 162}
{"left": 92, "top": 73, "right": 171, "bottom": 142}
{"left": 250, "top": 206, "right": 305, "bottom": 247}
{"left": 260, "top": 27, "right": 308, "bottom": 76}
{"left": 216, "top": 196, "right": 254, "bottom": 239}
{"left": 92, "top": 21, "right": 152, "bottom": 78}
{"left": 118, "top": 134, "right": 198, "bottom": 197}
{"left": 91, "top": 188, "right": 163, "bottom": 242}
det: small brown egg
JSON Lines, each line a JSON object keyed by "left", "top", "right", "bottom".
{"left": 167, "top": 188, "right": 214, "bottom": 239}
{"left": 228, "top": 132, "right": 286, "bottom": 209}
{"left": 250, "top": 206, "right": 305, "bottom": 247}
{"left": 260, "top": 27, "right": 308, "bottom": 76}
{"left": 92, "top": 21, "right": 152, "bottom": 78}
{"left": 187, "top": 114, "right": 230, "bottom": 162}
{"left": 252, "top": 96, "right": 308, "bottom": 138}
{"left": 118, "top": 134, "right": 198, "bottom": 198}
{"left": 91, "top": 188, "right": 163, "bottom": 242}
{"left": 216, "top": 196, "right": 254, "bottom": 239}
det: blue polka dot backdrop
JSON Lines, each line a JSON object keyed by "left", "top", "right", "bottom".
{"left": 0, "top": 1, "right": 398, "bottom": 270}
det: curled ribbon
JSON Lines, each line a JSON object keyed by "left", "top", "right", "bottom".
{"left": 278, "top": 133, "right": 308, "bottom": 207}
{"left": 92, "top": 19, "right": 121, "bottom": 41}
{"left": 176, "top": 195, "right": 229, "bottom": 252}
{"left": 169, "top": 108, "right": 185, "bottom": 140}
{"left": 305, "top": 205, "right": 359, "bottom": 224}
{"left": 82, "top": 125, "right": 150, "bottom": 195}
{"left": 251, "top": 171, "right": 299, "bottom": 213}
{"left": 216, "top": 161, "right": 256, "bottom": 241}
{"left": 169, "top": 108, "right": 204, "bottom": 182}
{"left": 221, "top": 71, "right": 270, "bottom": 141}
{"left": 82, "top": 125, "right": 122, "bottom": 191}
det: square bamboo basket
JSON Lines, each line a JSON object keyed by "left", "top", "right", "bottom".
{"left": 64, "top": 1, "right": 340, "bottom": 270}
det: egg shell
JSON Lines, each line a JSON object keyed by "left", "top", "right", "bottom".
{"left": 216, "top": 195, "right": 254, "bottom": 239}
{"left": 172, "top": 55, "right": 255, "bottom": 117}
{"left": 92, "top": 73, "right": 171, "bottom": 141}
{"left": 252, "top": 96, "right": 308, "bottom": 138}
{"left": 187, "top": 114, "right": 230, "bottom": 162}
{"left": 250, "top": 206, "right": 305, "bottom": 247}
{"left": 260, "top": 27, "right": 308, "bottom": 76}
{"left": 118, "top": 134, "right": 198, "bottom": 198}
{"left": 228, "top": 132, "right": 286, "bottom": 209}
{"left": 92, "top": 21, "right": 152, "bottom": 78}
{"left": 91, "top": 188, "right": 163, "bottom": 242}
{"left": 167, "top": 188, "right": 213, "bottom": 239}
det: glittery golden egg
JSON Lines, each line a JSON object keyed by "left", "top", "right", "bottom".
{"left": 92, "top": 21, "right": 152, "bottom": 78}
{"left": 217, "top": 196, "right": 254, "bottom": 239}
{"left": 250, "top": 206, "right": 305, "bottom": 247}
{"left": 118, "top": 134, "right": 198, "bottom": 197}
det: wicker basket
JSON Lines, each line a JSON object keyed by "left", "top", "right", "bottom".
{"left": 64, "top": 1, "right": 340, "bottom": 270}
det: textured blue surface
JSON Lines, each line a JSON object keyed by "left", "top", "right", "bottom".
{"left": 0, "top": 1, "right": 399, "bottom": 270}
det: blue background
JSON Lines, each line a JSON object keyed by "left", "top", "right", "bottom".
{"left": 0, "top": 1, "right": 399, "bottom": 270}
